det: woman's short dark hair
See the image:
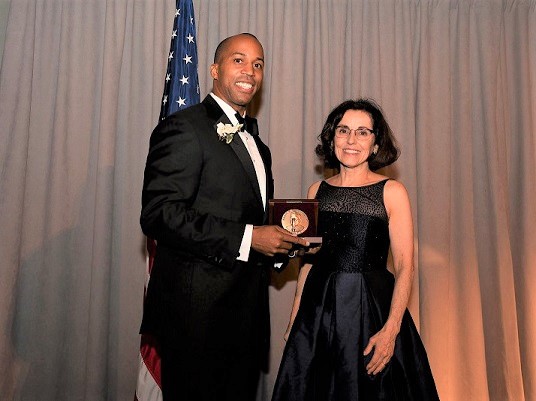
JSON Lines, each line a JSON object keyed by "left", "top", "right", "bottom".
{"left": 315, "top": 99, "right": 400, "bottom": 171}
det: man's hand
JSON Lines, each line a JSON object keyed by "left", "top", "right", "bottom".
{"left": 251, "top": 225, "right": 310, "bottom": 256}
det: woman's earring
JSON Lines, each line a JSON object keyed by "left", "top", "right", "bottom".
{"left": 372, "top": 145, "right": 379, "bottom": 155}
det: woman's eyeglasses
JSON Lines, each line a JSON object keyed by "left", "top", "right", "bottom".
{"left": 334, "top": 125, "right": 375, "bottom": 140}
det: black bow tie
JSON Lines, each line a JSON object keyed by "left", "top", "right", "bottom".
{"left": 235, "top": 113, "right": 259, "bottom": 136}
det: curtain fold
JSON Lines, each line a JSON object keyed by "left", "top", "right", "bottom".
{"left": 0, "top": 0, "right": 172, "bottom": 399}
{"left": 1, "top": 0, "right": 534, "bottom": 400}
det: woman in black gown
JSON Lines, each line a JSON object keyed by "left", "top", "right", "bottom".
{"left": 272, "top": 99, "right": 439, "bottom": 401}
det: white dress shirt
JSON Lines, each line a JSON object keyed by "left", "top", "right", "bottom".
{"left": 210, "top": 93, "right": 266, "bottom": 262}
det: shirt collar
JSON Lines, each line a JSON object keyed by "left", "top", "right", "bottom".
{"left": 210, "top": 92, "right": 244, "bottom": 125}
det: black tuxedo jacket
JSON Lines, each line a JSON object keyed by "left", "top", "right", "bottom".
{"left": 140, "top": 95, "right": 274, "bottom": 363}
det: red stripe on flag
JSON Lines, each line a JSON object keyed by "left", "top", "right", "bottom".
{"left": 140, "top": 333, "right": 162, "bottom": 387}
{"left": 134, "top": 237, "right": 162, "bottom": 401}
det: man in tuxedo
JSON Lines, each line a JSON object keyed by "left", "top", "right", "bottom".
{"left": 140, "top": 33, "right": 308, "bottom": 401}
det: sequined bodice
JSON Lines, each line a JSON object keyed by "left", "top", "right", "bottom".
{"left": 316, "top": 179, "right": 390, "bottom": 272}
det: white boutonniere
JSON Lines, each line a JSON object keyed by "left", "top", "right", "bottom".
{"left": 216, "top": 122, "right": 243, "bottom": 144}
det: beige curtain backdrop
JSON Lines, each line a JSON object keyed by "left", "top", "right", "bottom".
{"left": 0, "top": 0, "right": 534, "bottom": 400}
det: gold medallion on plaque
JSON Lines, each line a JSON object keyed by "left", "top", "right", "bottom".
{"left": 281, "top": 209, "right": 309, "bottom": 235}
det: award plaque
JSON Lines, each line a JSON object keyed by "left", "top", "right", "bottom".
{"left": 268, "top": 199, "right": 322, "bottom": 244}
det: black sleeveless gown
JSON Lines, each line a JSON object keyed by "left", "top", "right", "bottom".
{"left": 272, "top": 180, "right": 439, "bottom": 401}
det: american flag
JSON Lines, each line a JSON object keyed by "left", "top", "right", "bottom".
{"left": 135, "top": 1, "right": 200, "bottom": 400}
{"left": 158, "top": 0, "right": 200, "bottom": 120}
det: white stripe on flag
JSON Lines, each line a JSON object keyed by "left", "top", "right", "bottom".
{"left": 135, "top": 352, "right": 163, "bottom": 401}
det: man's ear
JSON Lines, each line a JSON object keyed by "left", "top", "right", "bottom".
{"left": 210, "top": 63, "right": 218, "bottom": 80}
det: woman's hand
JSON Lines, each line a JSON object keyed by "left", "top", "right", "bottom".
{"left": 304, "top": 245, "right": 321, "bottom": 254}
{"left": 292, "top": 244, "right": 321, "bottom": 258}
{"left": 363, "top": 324, "right": 398, "bottom": 375}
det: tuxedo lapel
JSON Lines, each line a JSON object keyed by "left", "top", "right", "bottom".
{"left": 227, "top": 126, "right": 263, "bottom": 207}
{"left": 205, "top": 96, "right": 264, "bottom": 209}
